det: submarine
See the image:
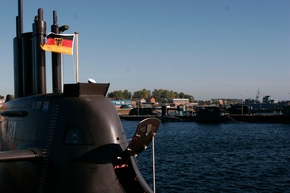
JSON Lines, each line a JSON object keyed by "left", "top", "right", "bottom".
{"left": 0, "top": 1, "right": 161, "bottom": 192}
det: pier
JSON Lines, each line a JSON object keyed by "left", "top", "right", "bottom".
{"left": 119, "top": 106, "right": 290, "bottom": 123}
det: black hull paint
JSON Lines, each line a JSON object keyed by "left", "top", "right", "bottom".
{"left": 0, "top": 87, "right": 152, "bottom": 193}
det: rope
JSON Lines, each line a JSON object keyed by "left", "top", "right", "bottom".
{"left": 152, "top": 134, "right": 156, "bottom": 193}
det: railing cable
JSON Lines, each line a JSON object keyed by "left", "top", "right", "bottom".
{"left": 152, "top": 134, "right": 156, "bottom": 193}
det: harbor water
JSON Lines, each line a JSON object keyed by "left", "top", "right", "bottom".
{"left": 122, "top": 121, "right": 290, "bottom": 193}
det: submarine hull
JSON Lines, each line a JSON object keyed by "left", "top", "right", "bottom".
{"left": 0, "top": 84, "right": 152, "bottom": 193}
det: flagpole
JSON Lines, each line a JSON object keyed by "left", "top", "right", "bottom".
{"left": 75, "top": 32, "right": 79, "bottom": 83}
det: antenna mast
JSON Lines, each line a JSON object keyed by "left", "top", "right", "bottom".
{"left": 256, "top": 89, "right": 260, "bottom": 101}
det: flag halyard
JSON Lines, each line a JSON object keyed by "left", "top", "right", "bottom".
{"left": 41, "top": 32, "right": 75, "bottom": 55}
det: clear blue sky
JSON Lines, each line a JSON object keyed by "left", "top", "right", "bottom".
{"left": 1, "top": 0, "right": 290, "bottom": 100}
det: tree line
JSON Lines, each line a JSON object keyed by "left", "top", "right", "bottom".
{"left": 107, "top": 89, "right": 194, "bottom": 102}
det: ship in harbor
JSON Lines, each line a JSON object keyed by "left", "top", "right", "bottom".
{"left": 119, "top": 97, "right": 290, "bottom": 123}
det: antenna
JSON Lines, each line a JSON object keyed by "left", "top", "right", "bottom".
{"left": 17, "top": 0, "right": 23, "bottom": 37}
{"left": 256, "top": 89, "right": 260, "bottom": 101}
{"left": 51, "top": 10, "right": 61, "bottom": 93}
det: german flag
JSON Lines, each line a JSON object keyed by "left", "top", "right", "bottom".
{"left": 41, "top": 33, "right": 75, "bottom": 55}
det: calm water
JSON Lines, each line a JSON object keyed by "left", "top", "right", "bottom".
{"left": 122, "top": 121, "right": 290, "bottom": 193}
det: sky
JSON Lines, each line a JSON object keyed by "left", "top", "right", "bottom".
{"left": 1, "top": 0, "right": 290, "bottom": 100}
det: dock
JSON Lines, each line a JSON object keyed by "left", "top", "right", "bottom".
{"left": 120, "top": 114, "right": 290, "bottom": 123}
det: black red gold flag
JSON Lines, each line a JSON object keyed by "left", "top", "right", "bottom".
{"left": 41, "top": 32, "right": 75, "bottom": 55}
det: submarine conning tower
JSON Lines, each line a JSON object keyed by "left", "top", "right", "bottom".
{"left": 13, "top": 0, "right": 68, "bottom": 98}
